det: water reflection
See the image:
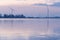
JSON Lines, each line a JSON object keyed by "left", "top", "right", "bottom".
{"left": 0, "top": 19, "right": 60, "bottom": 40}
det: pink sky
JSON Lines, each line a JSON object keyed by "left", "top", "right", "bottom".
{"left": 0, "top": 0, "right": 60, "bottom": 17}
{"left": 0, "top": 0, "right": 60, "bottom": 6}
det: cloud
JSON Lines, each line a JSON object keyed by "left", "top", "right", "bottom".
{"left": 29, "top": 34, "right": 60, "bottom": 40}
{"left": 33, "top": 2, "right": 60, "bottom": 7}
{"left": 32, "top": 3, "right": 47, "bottom": 6}
{"left": 0, "top": 0, "right": 60, "bottom": 6}
{"left": 51, "top": 2, "right": 60, "bottom": 7}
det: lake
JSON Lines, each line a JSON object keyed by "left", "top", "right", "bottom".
{"left": 0, "top": 18, "right": 60, "bottom": 40}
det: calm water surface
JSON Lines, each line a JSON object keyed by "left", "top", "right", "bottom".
{"left": 0, "top": 18, "right": 60, "bottom": 40}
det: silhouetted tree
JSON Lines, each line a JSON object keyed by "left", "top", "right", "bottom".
{"left": 3, "top": 14, "right": 9, "bottom": 18}
{"left": 15, "top": 15, "right": 21, "bottom": 18}
{"left": 20, "top": 14, "right": 26, "bottom": 18}
{"left": 0, "top": 14, "right": 2, "bottom": 18}
{"left": 15, "top": 14, "right": 26, "bottom": 18}
{"left": 8, "top": 14, "right": 14, "bottom": 18}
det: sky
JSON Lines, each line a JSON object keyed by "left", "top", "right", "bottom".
{"left": 0, "top": 0, "right": 60, "bottom": 17}
{"left": 0, "top": 0, "right": 60, "bottom": 6}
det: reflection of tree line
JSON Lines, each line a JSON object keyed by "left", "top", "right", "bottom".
{"left": 0, "top": 14, "right": 60, "bottom": 18}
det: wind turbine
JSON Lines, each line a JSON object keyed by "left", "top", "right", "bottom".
{"left": 10, "top": 8, "right": 15, "bottom": 14}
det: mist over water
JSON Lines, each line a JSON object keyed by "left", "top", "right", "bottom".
{"left": 0, "top": 19, "right": 60, "bottom": 40}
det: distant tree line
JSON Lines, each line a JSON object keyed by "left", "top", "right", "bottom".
{"left": 0, "top": 14, "right": 26, "bottom": 18}
{"left": 0, "top": 14, "right": 40, "bottom": 18}
{"left": 0, "top": 14, "right": 60, "bottom": 18}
